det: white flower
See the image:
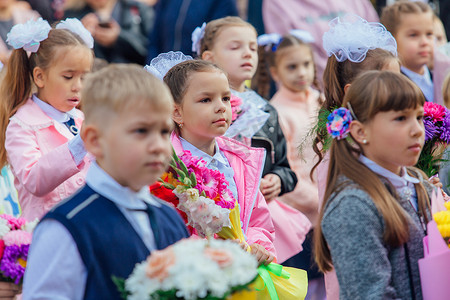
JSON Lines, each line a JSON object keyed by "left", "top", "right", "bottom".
{"left": 125, "top": 239, "right": 258, "bottom": 299}
{"left": 191, "top": 22, "right": 206, "bottom": 55}
{"left": 0, "top": 218, "right": 10, "bottom": 238}
{"left": 22, "top": 218, "right": 39, "bottom": 233}
{"left": 6, "top": 17, "right": 51, "bottom": 52}
{"left": 56, "top": 18, "right": 94, "bottom": 48}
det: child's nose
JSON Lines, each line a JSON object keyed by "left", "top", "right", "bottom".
{"left": 411, "top": 119, "right": 424, "bottom": 137}
{"left": 149, "top": 134, "right": 170, "bottom": 153}
{"left": 72, "top": 78, "right": 82, "bottom": 92}
{"left": 216, "top": 100, "right": 227, "bottom": 112}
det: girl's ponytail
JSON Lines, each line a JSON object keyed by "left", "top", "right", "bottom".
{"left": 0, "top": 49, "right": 33, "bottom": 169}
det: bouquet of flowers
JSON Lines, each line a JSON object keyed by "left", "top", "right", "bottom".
{"left": 416, "top": 102, "right": 450, "bottom": 177}
{"left": 115, "top": 239, "right": 258, "bottom": 300}
{"left": 433, "top": 201, "right": 450, "bottom": 247}
{"left": 151, "top": 150, "right": 308, "bottom": 300}
{"left": 0, "top": 214, "right": 37, "bottom": 284}
{"left": 150, "top": 150, "right": 236, "bottom": 238}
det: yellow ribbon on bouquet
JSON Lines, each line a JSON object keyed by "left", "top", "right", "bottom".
{"left": 218, "top": 202, "right": 308, "bottom": 300}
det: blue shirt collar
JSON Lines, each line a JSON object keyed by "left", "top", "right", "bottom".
{"left": 86, "top": 162, "right": 160, "bottom": 210}
{"left": 180, "top": 137, "right": 229, "bottom": 167}
{"left": 401, "top": 66, "right": 433, "bottom": 101}
{"left": 32, "top": 94, "right": 78, "bottom": 123}
{"left": 359, "top": 155, "right": 419, "bottom": 189}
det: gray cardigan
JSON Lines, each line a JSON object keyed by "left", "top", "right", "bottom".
{"left": 321, "top": 172, "right": 434, "bottom": 300}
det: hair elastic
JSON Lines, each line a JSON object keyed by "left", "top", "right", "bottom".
{"left": 144, "top": 51, "right": 193, "bottom": 80}
{"left": 322, "top": 14, "right": 397, "bottom": 63}
{"left": 6, "top": 18, "right": 51, "bottom": 53}
{"left": 191, "top": 22, "right": 206, "bottom": 56}
{"left": 56, "top": 18, "right": 94, "bottom": 48}
{"left": 326, "top": 107, "right": 353, "bottom": 140}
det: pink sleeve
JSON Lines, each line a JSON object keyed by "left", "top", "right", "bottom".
{"left": 317, "top": 152, "right": 330, "bottom": 211}
{"left": 5, "top": 121, "right": 83, "bottom": 197}
{"left": 246, "top": 190, "right": 277, "bottom": 258}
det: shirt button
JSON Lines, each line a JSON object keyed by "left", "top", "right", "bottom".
{"left": 269, "top": 126, "right": 275, "bottom": 133}
{"left": 76, "top": 177, "right": 84, "bottom": 185}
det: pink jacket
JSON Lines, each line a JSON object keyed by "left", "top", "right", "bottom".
{"left": 5, "top": 99, "right": 90, "bottom": 221}
{"left": 171, "top": 133, "right": 276, "bottom": 257}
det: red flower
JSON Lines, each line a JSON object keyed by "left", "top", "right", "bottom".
{"left": 0, "top": 240, "right": 5, "bottom": 260}
{"left": 424, "top": 102, "right": 446, "bottom": 123}
{"left": 149, "top": 182, "right": 190, "bottom": 226}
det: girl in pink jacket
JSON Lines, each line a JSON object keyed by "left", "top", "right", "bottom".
{"left": 163, "top": 59, "right": 276, "bottom": 264}
{"left": 0, "top": 18, "right": 94, "bottom": 221}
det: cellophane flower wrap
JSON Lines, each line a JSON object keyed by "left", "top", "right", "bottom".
{"left": 433, "top": 201, "right": 450, "bottom": 247}
{"left": 416, "top": 102, "right": 450, "bottom": 177}
{"left": 150, "top": 150, "right": 235, "bottom": 239}
{"left": 0, "top": 214, "right": 38, "bottom": 284}
{"left": 116, "top": 239, "right": 258, "bottom": 300}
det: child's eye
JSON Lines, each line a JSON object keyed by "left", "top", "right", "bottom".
{"left": 304, "top": 61, "right": 310, "bottom": 68}
{"left": 63, "top": 76, "right": 73, "bottom": 80}
{"left": 200, "top": 98, "right": 210, "bottom": 103}
{"left": 287, "top": 64, "right": 297, "bottom": 70}
{"left": 134, "top": 128, "right": 148, "bottom": 134}
{"left": 417, "top": 115, "right": 424, "bottom": 122}
{"left": 161, "top": 128, "right": 171, "bottom": 136}
{"left": 395, "top": 116, "right": 406, "bottom": 121}
{"left": 223, "top": 96, "right": 230, "bottom": 102}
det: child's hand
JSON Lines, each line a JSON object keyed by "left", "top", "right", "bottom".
{"left": 94, "top": 19, "right": 120, "bottom": 47}
{"left": 0, "top": 282, "right": 21, "bottom": 299}
{"left": 230, "top": 239, "right": 249, "bottom": 252}
{"left": 430, "top": 175, "right": 443, "bottom": 189}
{"left": 249, "top": 243, "right": 274, "bottom": 265}
{"left": 81, "top": 13, "right": 99, "bottom": 35}
{"left": 260, "top": 174, "right": 281, "bottom": 202}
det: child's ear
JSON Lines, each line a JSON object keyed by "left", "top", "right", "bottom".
{"left": 270, "top": 66, "right": 279, "bottom": 83}
{"left": 172, "top": 104, "right": 183, "bottom": 125}
{"left": 202, "top": 50, "right": 214, "bottom": 62}
{"left": 81, "top": 124, "right": 104, "bottom": 158}
{"left": 343, "top": 83, "right": 351, "bottom": 94}
{"left": 33, "top": 67, "right": 46, "bottom": 88}
{"left": 349, "top": 120, "right": 369, "bottom": 145}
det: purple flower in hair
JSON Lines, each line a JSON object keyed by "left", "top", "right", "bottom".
{"left": 424, "top": 117, "right": 439, "bottom": 142}
{"left": 0, "top": 244, "right": 29, "bottom": 284}
{"left": 326, "top": 107, "right": 352, "bottom": 140}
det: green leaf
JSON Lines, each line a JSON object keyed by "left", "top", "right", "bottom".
{"left": 111, "top": 275, "right": 130, "bottom": 300}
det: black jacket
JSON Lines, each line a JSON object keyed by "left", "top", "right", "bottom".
{"left": 65, "top": 0, "right": 154, "bottom": 65}
{"left": 246, "top": 92, "right": 298, "bottom": 196}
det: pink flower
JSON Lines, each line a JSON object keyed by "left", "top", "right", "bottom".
{"left": 146, "top": 247, "right": 176, "bottom": 282}
{"left": 204, "top": 247, "right": 233, "bottom": 268}
{"left": 0, "top": 215, "right": 27, "bottom": 230}
{"left": 424, "top": 102, "right": 446, "bottom": 123}
{"left": 230, "top": 95, "right": 243, "bottom": 122}
{"left": 3, "top": 230, "right": 32, "bottom": 246}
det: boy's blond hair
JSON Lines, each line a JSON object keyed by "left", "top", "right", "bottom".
{"left": 200, "top": 16, "right": 256, "bottom": 56}
{"left": 82, "top": 64, "right": 173, "bottom": 127}
{"left": 380, "top": 0, "right": 433, "bottom": 36}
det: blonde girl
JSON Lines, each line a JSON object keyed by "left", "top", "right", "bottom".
{"left": 315, "top": 70, "right": 433, "bottom": 299}
{"left": 0, "top": 18, "right": 94, "bottom": 221}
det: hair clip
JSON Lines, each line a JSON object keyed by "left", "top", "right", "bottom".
{"left": 289, "top": 29, "right": 315, "bottom": 43}
{"left": 326, "top": 107, "right": 353, "bottom": 140}
{"left": 191, "top": 22, "right": 206, "bottom": 56}
{"left": 6, "top": 18, "right": 51, "bottom": 53}
{"left": 322, "top": 13, "right": 397, "bottom": 63}
{"left": 144, "top": 51, "right": 193, "bottom": 80}
{"left": 56, "top": 18, "right": 94, "bottom": 49}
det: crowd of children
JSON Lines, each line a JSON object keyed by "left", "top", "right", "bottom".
{"left": 0, "top": 0, "right": 447, "bottom": 299}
